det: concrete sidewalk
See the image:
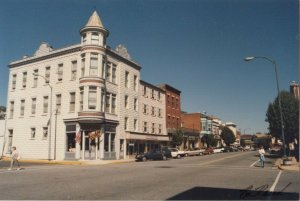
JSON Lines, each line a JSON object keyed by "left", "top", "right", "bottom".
{"left": 274, "top": 157, "right": 299, "bottom": 172}
{"left": 1, "top": 156, "right": 135, "bottom": 166}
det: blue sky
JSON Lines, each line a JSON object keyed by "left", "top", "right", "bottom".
{"left": 0, "top": 0, "right": 298, "bottom": 134}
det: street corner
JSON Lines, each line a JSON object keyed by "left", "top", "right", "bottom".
{"left": 276, "top": 157, "right": 299, "bottom": 172}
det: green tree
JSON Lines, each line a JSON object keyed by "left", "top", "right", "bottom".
{"left": 266, "top": 91, "right": 299, "bottom": 144}
{"left": 201, "top": 134, "right": 217, "bottom": 147}
{"left": 221, "top": 126, "right": 236, "bottom": 146}
{"left": 171, "top": 129, "right": 184, "bottom": 148}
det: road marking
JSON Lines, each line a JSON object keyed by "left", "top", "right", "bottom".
{"left": 250, "top": 159, "right": 260, "bottom": 167}
{"left": 199, "top": 151, "right": 250, "bottom": 166}
{"left": 267, "top": 170, "right": 282, "bottom": 200}
{"left": 269, "top": 170, "right": 282, "bottom": 192}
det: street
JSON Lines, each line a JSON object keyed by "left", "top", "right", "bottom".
{"left": 0, "top": 151, "right": 298, "bottom": 200}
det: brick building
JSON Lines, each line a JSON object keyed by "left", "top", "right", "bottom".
{"left": 157, "top": 84, "right": 181, "bottom": 134}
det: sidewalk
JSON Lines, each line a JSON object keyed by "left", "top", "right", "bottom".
{"left": 1, "top": 156, "right": 135, "bottom": 166}
{"left": 274, "top": 157, "right": 299, "bottom": 171}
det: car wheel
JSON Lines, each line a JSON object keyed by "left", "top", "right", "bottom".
{"left": 163, "top": 156, "right": 167, "bottom": 160}
{"left": 142, "top": 157, "right": 147, "bottom": 162}
{"left": 177, "top": 154, "right": 181, "bottom": 159}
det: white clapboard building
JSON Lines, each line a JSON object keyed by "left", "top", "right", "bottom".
{"left": 3, "top": 11, "right": 167, "bottom": 160}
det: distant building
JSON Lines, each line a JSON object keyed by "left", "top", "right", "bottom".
{"left": 290, "top": 81, "right": 299, "bottom": 100}
{"left": 157, "top": 84, "right": 181, "bottom": 134}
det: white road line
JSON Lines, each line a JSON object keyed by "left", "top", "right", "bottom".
{"left": 267, "top": 170, "right": 282, "bottom": 200}
{"left": 250, "top": 159, "right": 260, "bottom": 167}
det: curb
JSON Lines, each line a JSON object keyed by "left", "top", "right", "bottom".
{"left": 274, "top": 158, "right": 299, "bottom": 172}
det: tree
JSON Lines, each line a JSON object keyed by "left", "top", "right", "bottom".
{"left": 221, "top": 126, "right": 236, "bottom": 146}
{"left": 266, "top": 91, "right": 299, "bottom": 144}
{"left": 171, "top": 129, "right": 184, "bottom": 148}
{"left": 201, "top": 134, "right": 217, "bottom": 147}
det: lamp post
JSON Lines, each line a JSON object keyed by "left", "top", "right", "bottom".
{"left": 33, "top": 73, "right": 53, "bottom": 160}
{"left": 244, "top": 56, "right": 286, "bottom": 158}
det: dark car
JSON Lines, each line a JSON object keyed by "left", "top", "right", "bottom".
{"left": 135, "top": 149, "right": 172, "bottom": 162}
{"left": 203, "top": 147, "right": 214, "bottom": 155}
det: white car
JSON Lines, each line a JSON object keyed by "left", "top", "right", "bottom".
{"left": 213, "top": 148, "right": 224, "bottom": 153}
{"left": 169, "top": 148, "right": 185, "bottom": 159}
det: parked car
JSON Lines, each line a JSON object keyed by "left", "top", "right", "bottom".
{"left": 135, "top": 149, "right": 172, "bottom": 161}
{"left": 203, "top": 147, "right": 214, "bottom": 155}
{"left": 168, "top": 148, "right": 186, "bottom": 159}
{"left": 237, "top": 146, "right": 245, "bottom": 151}
{"left": 213, "top": 147, "right": 224, "bottom": 153}
{"left": 185, "top": 148, "right": 205, "bottom": 156}
{"left": 222, "top": 146, "right": 237, "bottom": 152}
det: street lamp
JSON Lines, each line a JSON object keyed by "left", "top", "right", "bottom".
{"left": 33, "top": 73, "right": 53, "bottom": 160}
{"left": 244, "top": 56, "right": 286, "bottom": 158}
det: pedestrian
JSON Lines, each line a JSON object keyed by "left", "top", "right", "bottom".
{"left": 8, "top": 146, "right": 21, "bottom": 170}
{"left": 258, "top": 145, "right": 265, "bottom": 168}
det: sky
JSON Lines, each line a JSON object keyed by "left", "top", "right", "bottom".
{"left": 0, "top": 0, "right": 298, "bottom": 134}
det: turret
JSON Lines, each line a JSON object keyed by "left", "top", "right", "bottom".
{"left": 80, "top": 11, "right": 109, "bottom": 47}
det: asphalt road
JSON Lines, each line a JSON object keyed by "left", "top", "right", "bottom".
{"left": 0, "top": 151, "right": 298, "bottom": 200}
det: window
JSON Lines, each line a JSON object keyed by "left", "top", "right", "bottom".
{"left": 134, "top": 75, "right": 137, "bottom": 91}
{"left": 172, "top": 97, "right": 175, "bottom": 108}
{"left": 111, "top": 133, "right": 115, "bottom": 152}
{"left": 22, "top": 72, "right": 27, "bottom": 88}
{"left": 91, "top": 32, "right": 99, "bottom": 44}
{"left": 134, "top": 98, "right": 138, "bottom": 111}
{"left": 12, "top": 74, "right": 16, "bottom": 90}
{"left": 158, "top": 92, "right": 161, "bottom": 101}
{"left": 124, "top": 117, "right": 128, "bottom": 130}
{"left": 111, "top": 94, "right": 116, "bottom": 114}
{"left": 112, "top": 64, "right": 117, "bottom": 84}
{"left": 71, "top": 60, "right": 77, "bottom": 80}
{"left": 125, "top": 95, "right": 129, "bottom": 109}
{"left": 125, "top": 71, "right": 129, "bottom": 88}
{"left": 143, "top": 104, "right": 147, "bottom": 114}
{"left": 82, "top": 33, "right": 87, "bottom": 44}
{"left": 134, "top": 119, "right": 137, "bottom": 131}
{"left": 31, "top": 128, "right": 36, "bottom": 139}
{"left": 90, "top": 54, "right": 98, "bottom": 76}
{"left": 152, "top": 123, "right": 155, "bottom": 133}
{"left": 106, "top": 62, "right": 111, "bottom": 81}
{"left": 143, "top": 122, "right": 148, "bottom": 132}
{"left": 69, "top": 92, "right": 75, "bottom": 112}
{"left": 151, "top": 89, "right": 155, "bottom": 99}
{"left": 43, "top": 96, "right": 48, "bottom": 113}
{"left": 9, "top": 101, "right": 14, "bottom": 118}
{"left": 31, "top": 98, "right": 36, "bottom": 115}
{"left": 102, "top": 59, "right": 106, "bottom": 79}
{"left": 176, "top": 98, "right": 179, "bottom": 108}
{"left": 158, "top": 108, "right": 162, "bottom": 117}
{"left": 80, "top": 87, "right": 84, "bottom": 111}
{"left": 167, "top": 95, "right": 170, "bottom": 105}
{"left": 105, "top": 92, "right": 110, "bottom": 113}
{"left": 8, "top": 130, "right": 13, "bottom": 152}
{"left": 143, "top": 86, "right": 147, "bottom": 96}
{"left": 159, "top": 124, "right": 162, "bottom": 134}
{"left": 57, "top": 64, "right": 63, "bottom": 81}
{"left": 81, "top": 56, "right": 85, "bottom": 77}
{"left": 43, "top": 127, "right": 48, "bottom": 139}
{"left": 101, "top": 88, "right": 105, "bottom": 112}
{"left": 45, "top": 66, "right": 50, "bottom": 83}
{"left": 56, "top": 94, "right": 61, "bottom": 114}
{"left": 151, "top": 106, "right": 155, "bottom": 116}
{"left": 33, "top": 69, "right": 38, "bottom": 87}
{"left": 88, "top": 86, "right": 97, "bottom": 110}
{"left": 20, "top": 99, "right": 25, "bottom": 116}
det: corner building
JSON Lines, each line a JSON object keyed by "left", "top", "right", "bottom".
{"left": 4, "top": 11, "right": 165, "bottom": 160}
